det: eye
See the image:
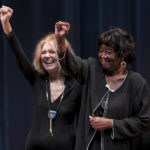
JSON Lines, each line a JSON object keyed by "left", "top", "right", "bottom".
{"left": 105, "top": 50, "right": 113, "bottom": 55}
{"left": 49, "top": 49, "right": 56, "bottom": 54}
{"left": 41, "top": 50, "right": 46, "bottom": 54}
{"left": 99, "top": 49, "right": 103, "bottom": 53}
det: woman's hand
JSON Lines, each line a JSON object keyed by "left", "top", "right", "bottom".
{"left": 0, "top": 5, "right": 13, "bottom": 35}
{"left": 55, "top": 21, "right": 70, "bottom": 54}
{"left": 89, "top": 116, "right": 113, "bottom": 131}
{"left": 55, "top": 21, "right": 70, "bottom": 40}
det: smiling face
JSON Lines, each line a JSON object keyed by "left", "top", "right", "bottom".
{"left": 40, "top": 41, "right": 59, "bottom": 74}
{"left": 98, "top": 44, "right": 121, "bottom": 74}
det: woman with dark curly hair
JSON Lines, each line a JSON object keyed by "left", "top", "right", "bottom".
{"left": 55, "top": 21, "right": 150, "bottom": 150}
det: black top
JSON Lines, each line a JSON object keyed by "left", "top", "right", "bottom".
{"left": 59, "top": 50, "right": 150, "bottom": 150}
{"left": 6, "top": 31, "right": 81, "bottom": 150}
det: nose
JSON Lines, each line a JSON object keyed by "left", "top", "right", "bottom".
{"left": 100, "top": 51, "right": 107, "bottom": 58}
{"left": 45, "top": 52, "right": 50, "bottom": 57}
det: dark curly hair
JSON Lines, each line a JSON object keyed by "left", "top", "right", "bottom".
{"left": 97, "top": 27, "right": 136, "bottom": 63}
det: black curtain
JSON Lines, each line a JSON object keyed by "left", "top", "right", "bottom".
{"left": 0, "top": 0, "right": 150, "bottom": 150}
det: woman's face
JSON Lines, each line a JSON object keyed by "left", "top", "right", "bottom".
{"left": 40, "top": 41, "right": 59, "bottom": 73}
{"left": 98, "top": 44, "right": 121, "bottom": 73}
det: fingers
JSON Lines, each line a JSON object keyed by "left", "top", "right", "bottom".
{"left": 0, "top": 6, "right": 13, "bottom": 34}
{"left": 89, "top": 116, "right": 105, "bottom": 130}
{"left": 89, "top": 116, "right": 112, "bottom": 131}
{"left": 89, "top": 116, "right": 97, "bottom": 125}
{"left": 55, "top": 21, "right": 70, "bottom": 34}
{"left": 57, "top": 21, "right": 70, "bottom": 29}
{"left": 89, "top": 117, "right": 99, "bottom": 131}
{"left": 0, "top": 6, "right": 13, "bottom": 23}
{"left": 0, "top": 5, "right": 13, "bottom": 15}
{"left": 0, "top": 6, "right": 13, "bottom": 21}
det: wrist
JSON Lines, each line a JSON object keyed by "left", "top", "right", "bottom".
{"left": 56, "top": 38, "right": 66, "bottom": 54}
{"left": 108, "top": 119, "right": 113, "bottom": 128}
{"left": 106, "top": 118, "right": 113, "bottom": 129}
{"left": 58, "top": 51, "right": 66, "bottom": 60}
{"left": 2, "top": 22, "right": 12, "bottom": 35}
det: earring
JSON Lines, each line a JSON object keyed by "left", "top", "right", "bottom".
{"left": 120, "top": 61, "right": 126, "bottom": 68}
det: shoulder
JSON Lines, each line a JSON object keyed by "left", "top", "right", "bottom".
{"left": 65, "top": 75, "right": 81, "bottom": 88}
{"left": 128, "top": 71, "right": 149, "bottom": 89}
{"left": 86, "top": 57, "right": 100, "bottom": 69}
{"left": 87, "top": 57, "right": 103, "bottom": 72}
{"left": 87, "top": 57, "right": 97, "bottom": 64}
{"left": 129, "top": 71, "right": 147, "bottom": 83}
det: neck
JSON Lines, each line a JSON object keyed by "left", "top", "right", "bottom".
{"left": 48, "top": 70, "right": 65, "bottom": 81}
{"left": 105, "top": 68, "right": 128, "bottom": 91}
{"left": 104, "top": 67, "right": 127, "bottom": 77}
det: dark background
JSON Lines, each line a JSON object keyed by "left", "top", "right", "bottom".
{"left": 0, "top": 0, "right": 150, "bottom": 150}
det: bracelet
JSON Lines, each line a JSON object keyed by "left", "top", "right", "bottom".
{"left": 58, "top": 51, "right": 66, "bottom": 60}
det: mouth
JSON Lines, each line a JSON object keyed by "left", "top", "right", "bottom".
{"left": 105, "top": 58, "right": 110, "bottom": 62}
{"left": 43, "top": 59, "right": 55, "bottom": 64}
{"left": 101, "top": 58, "right": 110, "bottom": 64}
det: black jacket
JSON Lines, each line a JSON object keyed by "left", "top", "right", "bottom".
{"left": 6, "top": 31, "right": 81, "bottom": 150}
{"left": 59, "top": 49, "right": 150, "bottom": 150}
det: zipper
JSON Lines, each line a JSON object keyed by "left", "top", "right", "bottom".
{"left": 86, "top": 90, "right": 110, "bottom": 150}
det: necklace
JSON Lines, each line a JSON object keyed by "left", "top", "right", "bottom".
{"left": 46, "top": 79, "right": 65, "bottom": 136}
{"left": 105, "top": 70, "right": 128, "bottom": 92}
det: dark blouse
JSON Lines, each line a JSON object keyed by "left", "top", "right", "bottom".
{"left": 6, "top": 31, "right": 81, "bottom": 150}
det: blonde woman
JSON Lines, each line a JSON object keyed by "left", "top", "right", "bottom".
{"left": 0, "top": 6, "right": 81, "bottom": 150}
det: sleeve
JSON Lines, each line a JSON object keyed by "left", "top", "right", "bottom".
{"left": 112, "top": 82, "right": 150, "bottom": 140}
{"left": 58, "top": 49, "right": 89, "bottom": 84}
{"left": 6, "top": 30, "right": 35, "bottom": 85}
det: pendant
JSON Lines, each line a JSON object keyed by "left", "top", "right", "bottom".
{"left": 48, "top": 110, "right": 56, "bottom": 136}
{"left": 48, "top": 110, "right": 56, "bottom": 119}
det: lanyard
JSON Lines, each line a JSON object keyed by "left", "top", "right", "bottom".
{"left": 45, "top": 79, "right": 65, "bottom": 136}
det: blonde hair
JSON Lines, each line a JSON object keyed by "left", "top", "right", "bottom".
{"left": 33, "top": 33, "right": 74, "bottom": 76}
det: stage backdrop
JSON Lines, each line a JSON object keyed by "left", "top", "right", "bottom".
{"left": 0, "top": 0, "right": 150, "bottom": 150}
